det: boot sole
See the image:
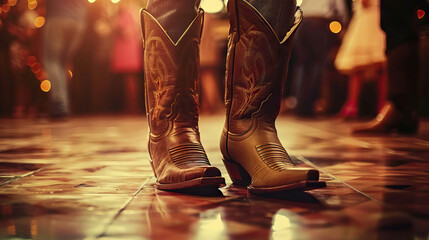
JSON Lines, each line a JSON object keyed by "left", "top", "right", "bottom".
{"left": 248, "top": 181, "right": 326, "bottom": 194}
{"left": 156, "top": 176, "right": 226, "bottom": 191}
{"left": 223, "top": 158, "right": 326, "bottom": 194}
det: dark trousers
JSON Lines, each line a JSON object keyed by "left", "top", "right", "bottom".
{"left": 380, "top": 0, "right": 426, "bottom": 113}
{"left": 146, "top": 0, "right": 297, "bottom": 42}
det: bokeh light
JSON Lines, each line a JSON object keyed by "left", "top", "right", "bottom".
{"left": 67, "top": 70, "right": 73, "bottom": 79}
{"left": 27, "top": 56, "right": 37, "bottom": 66}
{"left": 36, "top": 71, "right": 46, "bottom": 81}
{"left": 329, "top": 21, "right": 342, "bottom": 34}
{"left": 34, "top": 16, "right": 45, "bottom": 28}
{"left": 111, "top": 0, "right": 120, "bottom": 3}
{"left": 417, "top": 9, "right": 425, "bottom": 19}
{"left": 31, "top": 62, "right": 41, "bottom": 74}
{"left": 31, "top": 63, "right": 42, "bottom": 74}
{"left": 88, "top": 0, "right": 96, "bottom": 3}
{"left": 28, "top": 0, "right": 37, "bottom": 10}
{"left": 201, "top": 0, "right": 224, "bottom": 13}
{"left": 8, "top": 0, "right": 17, "bottom": 7}
{"left": 2, "top": 4, "right": 11, "bottom": 13}
{"left": 40, "top": 80, "right": 51, "bottom": 92}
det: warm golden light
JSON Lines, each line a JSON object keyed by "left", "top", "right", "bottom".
{"left": 8, "top": 0, "right": 17, "bottom": 7}
{"left": 67, "top": 70, "right": 73, "bottom": 79}
{"left": 28, "top": 0, "right": 37, "bottom": 10}
{"left": 296, "top": 0, "right": 303, "bottom": 6}
{"left": 201, "top": 0, "right": 224, "bottom": 13}
{"left": 88, "top": 0, "right": 96, "bottom": 3}
{"left": 111, "top": 0, "right": 120, "bottom": 3}
{"left": 40, "top": 80, "right": 51, "bottom": 92}
{"left": 34, "top": 16, "right": 45, "bottom": 28}
{"left": 417, "top": 9, "right": 425, "bottom": 19}
{"left": 329, "top": 21, "right": 342, "bottom": 34}
{"left": 30, "top": 220, "right": 38, "bottom": 237}
{"left": 2, "top": 4, "right": 11, "bottom": 13}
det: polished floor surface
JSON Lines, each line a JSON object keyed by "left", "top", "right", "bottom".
{"left": 1, "top": 115, "right": 429, "bottom": 240}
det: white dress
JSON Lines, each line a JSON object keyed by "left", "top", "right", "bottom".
{"left": 335, "top": 0, "right": 386, "bottom": 73}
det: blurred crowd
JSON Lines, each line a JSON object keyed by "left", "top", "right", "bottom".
{"left": 0, "top": 0, "right": 428, "bottom": 119}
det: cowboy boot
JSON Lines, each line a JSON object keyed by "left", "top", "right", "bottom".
{"left": 220, "top": 0, "right": 325, "bottom": 194}
{"left": 141, "top": 8, "right": 225, "bottom": 190}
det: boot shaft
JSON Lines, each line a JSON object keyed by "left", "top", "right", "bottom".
{"left": 225, "top": 0, "right": 302, "bottom": 135}
{"left": 141, "top": 9, "right": 204, "bottom": 137}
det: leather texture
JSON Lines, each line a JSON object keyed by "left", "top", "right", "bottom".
{"left": 221, "top": 0, "right": 320, "bottom": 189}
{"left": 141, "top": 9, "right": 223, "bottom": 188}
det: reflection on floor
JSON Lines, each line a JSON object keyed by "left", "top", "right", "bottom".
{"left": 1, "top": 115, "right": 429, "bottom": 240}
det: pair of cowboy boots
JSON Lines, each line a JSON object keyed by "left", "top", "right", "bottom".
{"left": 141, "top": 0, "right": 325, "bottom": 194}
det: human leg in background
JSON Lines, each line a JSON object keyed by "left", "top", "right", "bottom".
{"left": 43, "top": 19, "right": 69, "bottom": 118}
{"left": 353, "top": 0, "right": 420, "bottom": 134}
{"left": 43, "top": 18, "right": 85, "bottom": 119}
{"left": 146, "top": 0, "right": 201, "bottom": 42}
{"left": 339, "top": 73, "right": 362, "bottom": 119}
{"left": 221, "top": 0, "right": 325, "bottom": 194}
{"left": 377, "top": 69, "right": 387, "bottom": 112}
{"left": 141, "top": 0, "right": 225, "bottom": 191}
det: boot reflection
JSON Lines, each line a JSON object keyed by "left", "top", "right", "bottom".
{"left": 144, "top": 188, "right": 225, "bottom": 239}
{"left": 145, "top": 187, "right": 323, "bottom": 240}
{"left": 218, "top": 188, "right": 323, "bottom": 240}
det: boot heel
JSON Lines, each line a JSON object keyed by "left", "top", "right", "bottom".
{"left": 222, "top": 158, "right": 251, "bottom": 186}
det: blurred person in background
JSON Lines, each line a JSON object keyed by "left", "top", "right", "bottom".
{"left": 353, "top": 0, "right": 428, "bottom": 134}
{"left": 335, "top": 0, "right": 387, "bottom": 119}
{"left": 139, "top": 0, "right": 325, "bottom": 193}
{"left": 290, "top": 0, "right": 349, "bottom": 116}
{"left": 199, "top": 13, "right": 228, "bottom": 114}
{"left": 110, "top": 0, "right": 143, "bottom": 114}
{"left": 43, "top": 0, "right": 88, "bottom": 119}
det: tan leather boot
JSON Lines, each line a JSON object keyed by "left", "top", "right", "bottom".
{"left": 141, "top": 9, "right": 225, "bottom": 190}
{"left": 221, "top": 0, "right": 325, "bottom": 194}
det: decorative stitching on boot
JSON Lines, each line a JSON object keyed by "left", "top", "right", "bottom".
{"left": 169, "top": 143, "right": 210, "bottom": 168}
{"left": 233, "top": 26, "right": 273, "bottom": 119}
{"left": 256, "top": 143, "right": 294, "bottom": 171}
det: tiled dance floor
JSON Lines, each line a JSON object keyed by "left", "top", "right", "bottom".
{"left": 1, "top": 115, "right": 429, "bottom": 240}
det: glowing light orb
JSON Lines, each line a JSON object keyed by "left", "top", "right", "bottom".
{"left": 329, "top": 21, "right": 342, "bottom": 34}
{"left": 8, "top": 0, "right": 17, "bottom": 7}
{"left": 40, "top": 80, "right": 51, "bottom": 92}
{"left": 28, "top": 0, "right": 37, "bottom": 10}
{"left": 417, "top": 9, "right": 425, "bottom": 19}
{"left": 2, "top": 4, "right": 11, "bottom": 13}
{"left": 34, "top": 16, "right": 45, "bottom": 28}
